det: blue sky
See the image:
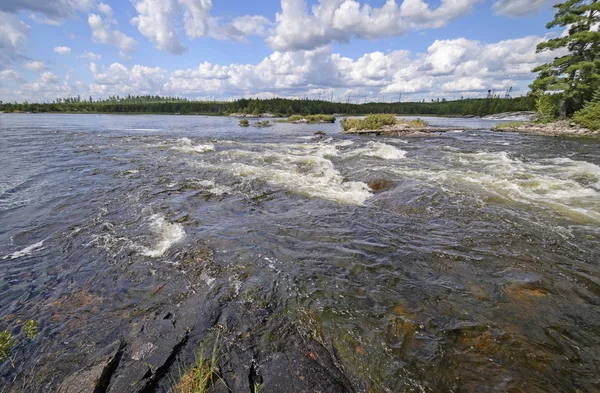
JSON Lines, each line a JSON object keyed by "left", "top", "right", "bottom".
{"left": 0, "top": 0, "right": 563, "bottom": 103}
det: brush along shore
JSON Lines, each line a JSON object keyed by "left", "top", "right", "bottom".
{"left": 340, "top": 114, "right": 453, "bottom": 135}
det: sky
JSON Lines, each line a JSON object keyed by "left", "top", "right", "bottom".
{"left": 0, "top": 0, "right": 566, "bottom": 103}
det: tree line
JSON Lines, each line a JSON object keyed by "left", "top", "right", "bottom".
{"left": 0, "top": 95, "right": 535, "bottom": 117}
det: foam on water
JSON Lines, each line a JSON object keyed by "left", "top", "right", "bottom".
{"left": 207, "top": 141, "right": 372, "bottom": 204}
{"left": 228, "top": 157, "right": 372, "bottom": 205}
{"left": 2, "top": 240, "right": 45, "bottom": 260}
{"left": 346, "top": 141, "right": 407, "bottom": 160}
{"left": 172, "top": 138, "right": 215, "bottom": 154}
{"left": 394, "top": 150, "right": 600, "bottom": 223}
{"left": 138, "top": 214, "right": 186, "bottom": 258}
{"left": 189, "top": 179, "right": 234, "bottom": 196}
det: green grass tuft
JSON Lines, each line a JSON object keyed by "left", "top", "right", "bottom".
{"left": 494, "top": 121, "right": 524, "bottom": 129}
{"left": 287, "top": 114, "right": 336, "bottom": 123}
{"left": 23, "top": 320, "right": 39, "bottom": 339}
{"left": 173, "top": 332, "right": 222, "bottom": 393}
{"left": 341, "top": 114, "right": 427, "bottom": 131}
{"left": 0, "top": 331, "right": 14, "bottom": 363}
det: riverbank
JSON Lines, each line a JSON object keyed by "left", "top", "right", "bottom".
{"left": 493, "top": 120, "right": 599, "bottom": 137}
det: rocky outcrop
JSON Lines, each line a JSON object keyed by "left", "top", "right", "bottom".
{"left": 483, "top": 111, "right": 536, "bottom": 121}
{"left": 229, "top": 113, "right": 275, "bottom": 118}
{"left": 341, "top": 124, "right": 455, "bottom": 135}
{"left": 493, "top": 120, "right": 599, "bottom": 137}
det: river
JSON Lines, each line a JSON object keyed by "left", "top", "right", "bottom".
{"left": 1, "top": 114, "right": 599, "bottom": 392}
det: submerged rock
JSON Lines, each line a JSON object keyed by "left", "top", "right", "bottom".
{"left": 367, "top": 179, "right": 392, "bottom": 192}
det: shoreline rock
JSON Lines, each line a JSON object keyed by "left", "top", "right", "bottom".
{"left": 483, "top": 111, "right": 536, "bottom": 121}
{"left": 229, "top": 112, "right": 275, "bottom": 118}
{"left": 493, "top": 120, "right": 599, "bottom": 137}
{"left": 341, "top": 124, "right": 456, "bottom": 135}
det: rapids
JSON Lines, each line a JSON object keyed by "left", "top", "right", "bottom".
{"left": 1, "top": 114, "right": 599, "bottom": 392}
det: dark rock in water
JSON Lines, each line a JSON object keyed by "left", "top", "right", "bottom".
{"left": 312, "top": 131, "right": 327, "bottom": 141}
{"left": 367, "top": 178, "right": 392, "bottom": 192}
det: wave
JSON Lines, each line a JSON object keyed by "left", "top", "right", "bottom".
{"left": 172, "top": 138, "right": 215, "bottom": 154}
{"left": 345, "top": 142, "right": 407, "bottom": 160}
{"left": 2, "top": 240, "right": 45, "bottom": 260}
{"left": 137, "top": 214, "right": 186, "bottom": 258}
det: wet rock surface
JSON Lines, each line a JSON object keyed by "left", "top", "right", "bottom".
{"left": 341, "top": 124, "right": 456, "bottom": 135}
{"left": 494, "top": 120, "right": 599, "bottom": 137}
{"left": 2, "top": 115, "right": 600, "bottom": 393}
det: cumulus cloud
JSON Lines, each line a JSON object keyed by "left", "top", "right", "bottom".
{"left": 80, "top": 51, "right": 101, "bottom": 61}
{"left": 54, "top": 46, "right": 72, "bottom": 55}
{"left": 230, "top": 15, "right": 273, "bottom": 37}
{"left": 80, "top": 34, "right": 563, "bottom": 102}
{"left": 493, "top": 0, "right": 553, "bottom": 17}
{"left": 24, "top": 61, "right": 47, "bottom": 72}
{"left": 89, "top": 13, "right": 136, "bottom": 59}
{"left": 89, "top": 62, "right": 167, "bottom": 96}
{"left": 0, "top": 12, "right": 30, "bottom": 68}
{"left": 131, "top": 0, "right": 187, "bottom": 55}
{"left": 0, "top": 69, "right": 20, "bottom": 80}
{"left": 130, "top": 0, "right": 273, "bottom": 53}
{"left": 266, "top": 0, "right": 481, "bottom": 51}
{"left": 97, "top": 2, "right": 113, "bottom": 20}
{"left": 0, "top": 0, "right": 94, "bottom": 24}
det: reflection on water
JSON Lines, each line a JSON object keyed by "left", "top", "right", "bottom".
{"left": 1, "top": 114, "right": 600, "bottom": 392}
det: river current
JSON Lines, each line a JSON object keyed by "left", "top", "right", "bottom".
{"left": 1, "top": 114, "right": 600, "bottom": 392}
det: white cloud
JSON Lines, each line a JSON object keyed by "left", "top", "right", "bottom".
{"left": 493, "top": 0, "right": 553, "bottom": 17}
{"left": 178, "top": 0, "right": 212, "bottom": 39}
{"left": 266, "top": 0, "right": 481, "bottom": 51}
{"left": 89, "top": 62, "right": 167, "bottom": 96}
{"left": 0, "top": 0, "right": 94, "bottom": 24}
{"left": 131, "top": 0, "right": 187, "bottom": 55}
{"left": 0, "top": 12, "right": 30, "bottom": 68}
{"left": 80, "top": 51, "right": 101, "bottom": 61}
{"left": 0, "top": 69, "right": 20, "bottom": 80}
{"left": 24, "top": 61, "right": 47, "bottom": 72}
{"left": 4, "top": 30, "right": 565, "bottom": 103}
{"left": 88, "top": 13, "right": 136, "bottom": 59}
{"left": 230, "top": 15, "right": 273, "bottom": 37}
{"left": 40, "top": 72, "right": 59, "bottom": 84}
{"left": 97, "top": 2, "right": 113, "bottom": 20}
{"left": 54, "top": 46, "right": 72, "bottom": 55}
{"left": 80, "top": 34, "right": 562, "bottom": 102}
{"left": 130, "top": 0, "right": 273, "bottom": 52}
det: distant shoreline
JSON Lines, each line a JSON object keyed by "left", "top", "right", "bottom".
{"left": 0, "top": 111, "right": 490, "bottom": 119}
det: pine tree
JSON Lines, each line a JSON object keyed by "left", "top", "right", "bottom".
{"left": 531, "top": 0, "right": 600, "bottom": 114}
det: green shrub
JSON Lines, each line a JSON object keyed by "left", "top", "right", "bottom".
{"left": 536, "top": 93, "right": 562, "bottom": 122}
{"left": 252, "top": 120, "right": 272, "bottom": 127}
{"left": 340, "top": 114, "right": 427, "bottom": 131}
{"left": 286, "top": 114, "right": 335, "bottom": 123}
{"left": 494, "top": 121, "right": 524, "bottom": 129}
{"left": 0, "top": 331, "right": 14, "bottom": 362}
{"left": 573, "top": 101, "right": 600, "bottom": 130}
{"left": 23, "top": 320, "right": 39, "bottom": 339}
{"left": 341, "top": 114, "right": 397, "bottom": 131}
{"left": 239, "top": 118, "right": 249, "bottom": 127}
{"left": 308, "top": 114, "right": 336, "bottom": 123}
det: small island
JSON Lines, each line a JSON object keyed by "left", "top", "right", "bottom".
{"left": 340, "top": 114, "right": 453, "bottom": 135}
{"left": 279, "top": 114, "right": 336, "bottom": 124}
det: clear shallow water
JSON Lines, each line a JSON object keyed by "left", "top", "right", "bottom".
{"left": 1, "top": 114, "right": 600, "bottom": 392}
